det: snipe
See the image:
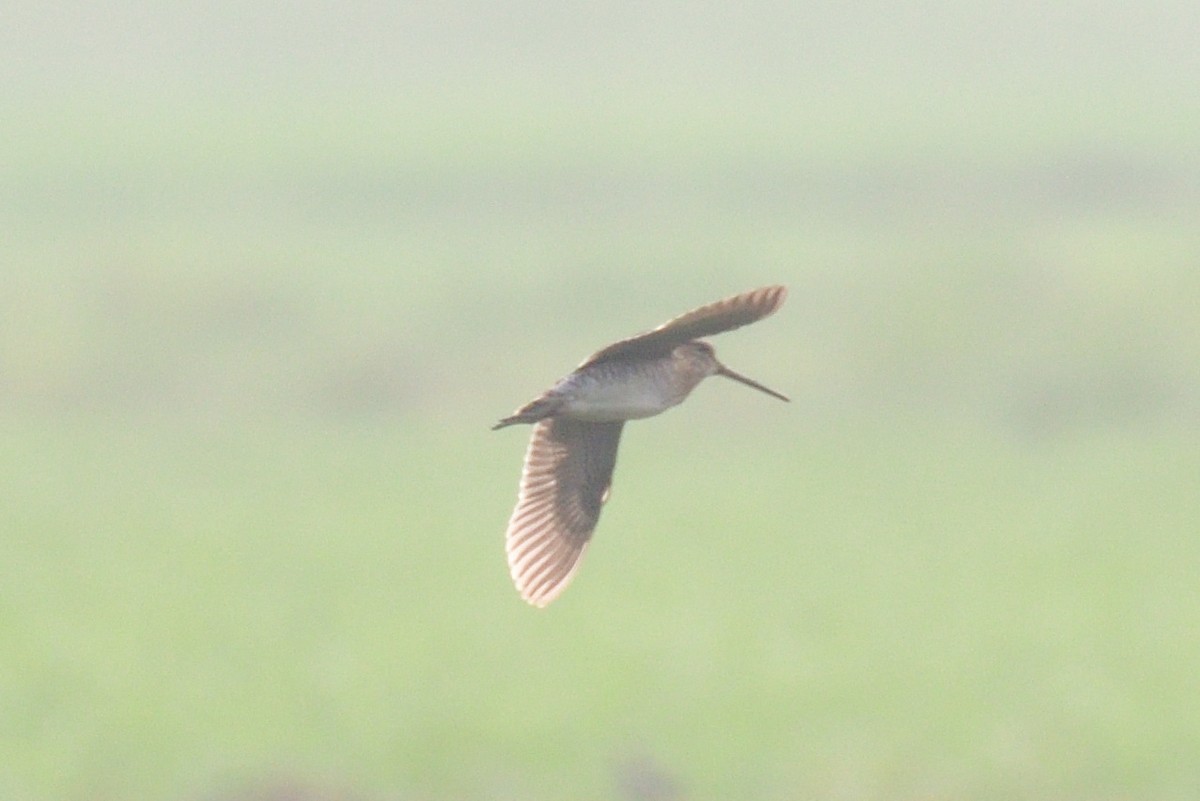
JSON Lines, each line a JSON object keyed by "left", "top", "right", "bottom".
{"left": 494, "top": 285, "right": 788, "bottom": 606}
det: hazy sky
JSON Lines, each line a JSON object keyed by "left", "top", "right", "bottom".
{"left": 5, "top": 1, "right": 1198, "bottom": 95}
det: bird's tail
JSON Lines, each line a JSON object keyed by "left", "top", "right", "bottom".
{"left": 491, "top": 392, "right": 564, "bottom": 430}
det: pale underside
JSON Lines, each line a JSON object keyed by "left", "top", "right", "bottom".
{"left": 556, "top": 359, "right": 685, "bottom": 422}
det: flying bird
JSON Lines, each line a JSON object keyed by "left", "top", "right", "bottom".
{"left": 494, "top": 285, "right": 788, "bottom": 606}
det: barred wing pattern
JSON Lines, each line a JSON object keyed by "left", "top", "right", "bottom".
{"left": 506, "top": 417, "right": 624, "bottom": 607}
{"left": 577, "top": 285, "right": 787, "bottom": 369}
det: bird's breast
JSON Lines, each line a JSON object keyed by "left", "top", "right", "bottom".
{"left": 556, "top": 362, "right": 696, "bottom": 422}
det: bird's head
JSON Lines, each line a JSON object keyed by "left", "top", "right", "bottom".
{"left": 672, "top": 341, "right": 789, "bottom": 402}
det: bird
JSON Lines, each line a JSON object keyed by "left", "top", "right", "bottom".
{"left": 493, "top": 285, "right": 788, "bottom": 607}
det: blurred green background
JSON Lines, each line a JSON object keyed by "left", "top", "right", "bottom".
{"left": 3, "top": 2, "right": 1199, "bottom": 800}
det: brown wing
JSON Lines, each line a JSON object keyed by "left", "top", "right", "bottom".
{"left": 505, "top": 417, "right": 624, "bottom": 607}
{"left": 577, "top": 285, "right": 787, "bottom": 369}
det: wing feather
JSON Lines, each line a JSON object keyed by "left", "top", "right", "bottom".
{"left": 577, "top": 285, "right": 787, "bottom": 369}
{"left": 505, "top": 418, "right": 624, "bottom": 607}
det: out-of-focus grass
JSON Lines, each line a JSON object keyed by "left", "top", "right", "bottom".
{"left": 3, "top": 418, "right": 1197, "bottom": 800}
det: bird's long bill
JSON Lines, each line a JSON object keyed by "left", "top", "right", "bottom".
{"left": 717, "top": 363, "right": 789, "bottom": 402}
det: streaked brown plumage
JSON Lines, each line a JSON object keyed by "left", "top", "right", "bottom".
{"left": 494, "top": 285, "right": 788, "bottom": 607}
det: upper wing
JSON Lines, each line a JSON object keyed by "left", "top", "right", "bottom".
{"left": 505, "top": 417, "right": 624, "bottom": 607}
{"left": 577, "top": 285, "right": 787, "bottom": 369}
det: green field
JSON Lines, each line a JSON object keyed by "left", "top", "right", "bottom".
{"left": 4, "top": 419, "right": 1199, "bottom": 800}
{"left": 5, "top": 3, "right": 1200, "bottom": 799}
